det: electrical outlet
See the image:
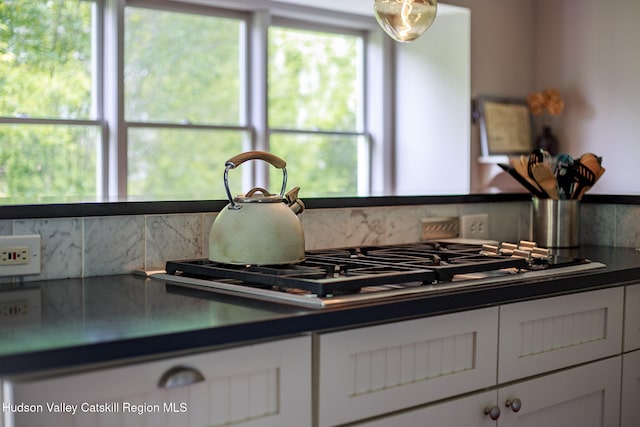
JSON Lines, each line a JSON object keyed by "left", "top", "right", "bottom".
{"left": 1, "top": 247, "right": 30, "bottom": 265}
{"left": 421, "top": 217, "right": 460, "bottom": 240}
{"left": 460, "top": 213, "right": 490, "bottom": 239}
{"left": 0, "top": 235, "right": 41, "bottom": 277}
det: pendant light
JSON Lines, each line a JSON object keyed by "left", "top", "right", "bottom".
{"left": 374, "top": 0, "right": 437, "bottom": 43}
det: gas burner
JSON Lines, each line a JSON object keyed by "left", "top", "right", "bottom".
{"left": 155, "top": 241, "right": 606, "bottom": 309}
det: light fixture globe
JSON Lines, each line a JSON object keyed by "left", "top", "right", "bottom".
{"left": 374, "top": 0, "right": 437, "bottom": 43}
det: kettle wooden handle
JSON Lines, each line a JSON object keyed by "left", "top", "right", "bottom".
{"left": 226, "top": 151, "right": 286, "bottom": 169}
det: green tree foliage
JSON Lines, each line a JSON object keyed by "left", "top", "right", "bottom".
{"left": 268, "top": 27, "right": 361, "bottom": 197}
{"left": 124, "top": 7, "right": 245, "bottom": 199}
{"left": 0, "top": 0, "right": 96, "bottom": 201}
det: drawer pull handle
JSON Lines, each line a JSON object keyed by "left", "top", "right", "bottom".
{"left": 505, "top": 398, "right": 522, "bottom": 413}
{"left": 158, "top": 366, "right": 205, "bottom": 389}
{"left": 484, "top": 405, "right": 501, "bottom": 420}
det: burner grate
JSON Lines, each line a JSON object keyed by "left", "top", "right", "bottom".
{"left": 165, "top": 256, "right": 437, "bottom": 297}
{"left": 305, "top": 243, "right": 529, "bottom": 281}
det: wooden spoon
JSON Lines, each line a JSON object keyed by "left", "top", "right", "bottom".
{"left": 510, "top": 156, "right": 548, "bottom": 198}
{"left": 527, "top": 148, "right": 549, "bottom": 180}
{"left": 531, "top": 163, "right": 560, "bottom": 200}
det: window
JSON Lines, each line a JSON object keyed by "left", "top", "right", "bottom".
{"left": 0, "top": 0, "right": 101, "bottom": 202}
{"left": 267, "top": 24, "right": 368, "bottom": 197}
{"left": 0, "top": 0, "right": 378, "bottom": 202}
{"left": 124, "top": 5, "right": 249, "bottom": 200}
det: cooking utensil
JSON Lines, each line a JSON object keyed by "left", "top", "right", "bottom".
{"left": 531, "top": 163, "right": 560, "bottom": 200}
{"left": 208, "top": 151, "right": 306, "bottom": 265}
{"left": 575, "top": 166, "right": 606, "bottom": 199}
{"left": 571, "top": 159, "right": 596, "bottom": 200}
{"left": 527, "top": 148, "right": 550, "bottom": 180}
{"left": 499, "top": 163, "right": 547, "bottom": 198}
{"left": 511, "top": 156, "right": 549, "bottom": 198}
{"left": 579, "top": 152, "right": 603, "bottom": 177}
{"left": 553, "top": 153, "right": 575, "bottom": 199}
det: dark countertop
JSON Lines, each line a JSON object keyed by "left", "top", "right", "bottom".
{"left": 1, "top": 245, "right": 639, "bottom": 376}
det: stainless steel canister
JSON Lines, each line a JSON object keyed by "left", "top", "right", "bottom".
{"left": 532, "top": 198, "right": 580, "bottom": 248}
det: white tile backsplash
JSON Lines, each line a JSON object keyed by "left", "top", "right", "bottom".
{"left": 146, "top": 213, "right": 203, "bottom": 270}
{"left": 0, "top": 220, "right": 12, "bottom": 235}
{"left": 84, "top": 216, "right": 145, "bottom": 277}
{"left": 386, "top": 205, "right": 422, "bottom": 244}
{"left": 300, "top": 208, "right": 349, "bottom": 250}
{"left": 14, "top": 218, "right": 83, "bottom": 280}
{"left": 348, "top": 208, "right": 387, "bottom": 246}
{"left": 0, "top": 201, "right": 636, "bottom": 282}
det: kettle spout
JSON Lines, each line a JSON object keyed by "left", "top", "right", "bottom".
{"left": 285, "top": 187, "right": 305, "bottom": 215}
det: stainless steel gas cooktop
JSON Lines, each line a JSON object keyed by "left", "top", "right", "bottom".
{"left": 151, "top": 241, "right": 605, "bottom": 309}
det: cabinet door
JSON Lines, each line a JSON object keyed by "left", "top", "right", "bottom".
{"left": 625, "top": 284, "right": 640, "bottom": 352}
{"left": 621, "top": 350, "right": 640, "bottom": 427}
{"left": 499, "top": 287, "right": 623, "bottom": 383}
{"left": 499, "top": 356, "right": 621, "bottom": 427}
{"left": 352, "top": 390, "right": 498, "bottom": 427}
{"left": 3, "top": 335, "right": 311, "bottom": 427}
{"left": 317, "top": 307, "right": 498, "bottom": 427}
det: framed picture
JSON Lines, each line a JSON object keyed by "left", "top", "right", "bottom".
{"left": 476, "top": 95, "right": 534, "bottom": 157}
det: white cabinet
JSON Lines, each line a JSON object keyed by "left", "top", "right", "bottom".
{"left": 621, "top": 350, "right": 640, "bottom": 427}
{"left": 352, "top": 390, "right": 498, "bottom": 427}
{"left": 319, "top": 287, "right": 626, "bottom": 427}
{"left": 498, "top": 287, "right": 624, "bottom": 383}
{"left": 625, "top": 284, "right": 640, "bottom": 352}
{"left": 317, "top": 307, "right": 499, "bottom": 427}
{"left": 354, "top": 356, "right": 622, "bottom": 427}
{"left": 499, "top": 356, "right": 621, "bottom": 427}
{"left": 2, "top": 335, "right": 311, "bottom": 427}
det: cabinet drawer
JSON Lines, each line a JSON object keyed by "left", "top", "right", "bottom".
{"left": 317, "top": 307, "right": 498, "bottom": 427}
{"left": 3, "top": 335, "right": 311, "bottom": 427}
{"left": 499, "top": 287, "right": 624, "bottom": 383}
{"left": 624, "top": 284, "right": 640, "bottom": 352}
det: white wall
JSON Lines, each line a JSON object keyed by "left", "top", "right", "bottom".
{"left": 535, "top": 0, "right": 640, "bottom": 195}
{"left": 394, "top": 8, "right": 471, "bottom": 195}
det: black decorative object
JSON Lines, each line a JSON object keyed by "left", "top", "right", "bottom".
{"left": 536, "top": 125, "right": 558, "bottom": 156}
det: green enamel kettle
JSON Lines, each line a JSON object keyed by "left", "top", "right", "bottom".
{"left": 208, "top": 151, "right": 305, "bottom": 265}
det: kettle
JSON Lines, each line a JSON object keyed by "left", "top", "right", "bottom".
{"left": 208, "top": 151, "right": 306, "bottom": 265}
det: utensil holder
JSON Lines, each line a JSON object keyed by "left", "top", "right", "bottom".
{"left": 532, "top": 198, "right": 580, "bottom": 248}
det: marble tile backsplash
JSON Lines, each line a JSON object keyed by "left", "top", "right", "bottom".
{"left": 0, "top": 201, "right": 637, "bottom": 283}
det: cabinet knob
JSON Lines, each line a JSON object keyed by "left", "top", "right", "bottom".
{"left": 158, "top": 365, "right": 205, "bottom": 389}
{"left": 505, "top": 398, "right": 522, "bottom": 413}
{"left": 484, "top": 405, "right": 501, "bottom": 420}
